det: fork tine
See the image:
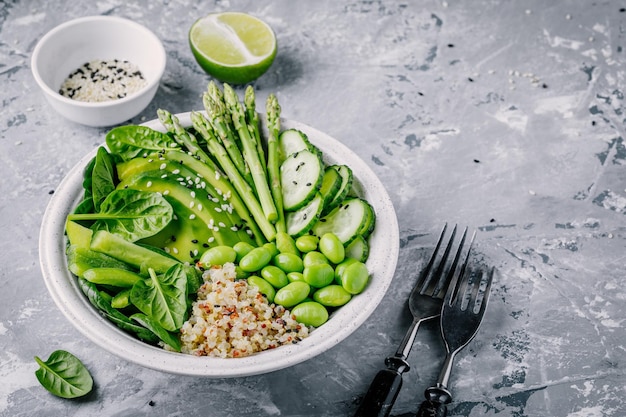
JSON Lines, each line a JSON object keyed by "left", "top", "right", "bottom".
{"left": 415, "top": 223, "right": 449, "bottom": 291}
{"left": 419, "top": 224, "right": 458, "bottom": 293}
{"left": 431, "top": 227, "right": 471, "bottom": 297}
{"left": 475, "top": 267, "right": 495, "bottom": 315}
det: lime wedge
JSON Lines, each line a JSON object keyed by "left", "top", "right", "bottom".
{"left": 189, "top": 12, "right": 277, "bottom": 84}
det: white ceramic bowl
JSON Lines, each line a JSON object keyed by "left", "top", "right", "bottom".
{"left": 39, "top": 114, "right": 399, "bottom": 377}
{"left": 31, "top": 16, "right": 166, "bottom": 127}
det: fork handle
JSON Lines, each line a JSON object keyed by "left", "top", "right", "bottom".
{"left": 415, "top": 386, "right": 452, "bottom": 417}
{"left": 352, "top": 363, "right": 408, "bottom": 417}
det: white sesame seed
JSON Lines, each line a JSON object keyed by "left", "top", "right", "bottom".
{"left": 190, "top": 191, "right": 196, "bottom": 198}
{"left": 189, "top": 214, "right": 196, "bottom": 220}
{"left": 173, "top": 169, "right": 180, "bottom": 174}
{"left": 163, "top": 190, "right": 170, "bottom": 195}
{"left": 218, "top": 222, "right": 226, "bottom": 228}
{"left": 160, "top": 163, "right": 167, "bottom": 170}
{"left": 173, "top": 247, "right": 179, "bottom": 254}
{"left": 146, "top": 181, "right": 152, "bottom": 187}
{"left": 189, "top": 201, "right": 195, "bottom": 208}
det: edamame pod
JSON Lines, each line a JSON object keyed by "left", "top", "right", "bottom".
{"left": 83, "top": 268, "right": 142, "bottom": 287}
{"left": 292, "top": 301, "right": 329, "bottom": 327}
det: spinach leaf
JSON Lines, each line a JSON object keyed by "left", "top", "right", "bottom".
{"left": 92, "top": 147, "right": 117, "bottom": 212}
{"left": 131, "top": 313, "right": 182, "bottom": 352}
{"left": 68, "top": 189, "right": 174, "bottom": 242}
{"left": 34, "top": 350, "right": 93, "bottom": 399}
{"left": 77, "top": 278, "right": 158, "bottom": 343}
{"left": 130, "top": 265, "right": 188, "bottom": 332}
{"left": 106, "top": 125, "right": 180, "bottom": 161}
{"left": 82, "top": 155, "right": 96, "bottom": 200}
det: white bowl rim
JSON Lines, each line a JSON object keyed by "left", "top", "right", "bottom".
{"left": 31, "top": 15, "right": 166, "bottom": 109}
{"left": 39, "top": 113, "right": 399, "bottom": 377}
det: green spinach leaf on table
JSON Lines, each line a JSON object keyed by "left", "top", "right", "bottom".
{"left": 34, "top": 350, "right": 93, "bottom": 399}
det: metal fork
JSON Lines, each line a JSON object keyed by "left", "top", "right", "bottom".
{"left": 353, "top": 224, "right": 474, "bottom": 417}
{"left": 415, "top": 263, "right": 495, "bottom": 417}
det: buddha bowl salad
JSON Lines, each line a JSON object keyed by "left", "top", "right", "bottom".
{"left": 65, "top": 82, "right": 375, "bottom": 358}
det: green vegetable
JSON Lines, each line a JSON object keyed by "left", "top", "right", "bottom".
{"left": 68, "top": 189, "right": 174, "bottom": 242}
{"left": 34, "top": 350, "right": 93, "bottom": 399}
{"left": 340, "top": 261, "right": 370, "bottom": 295}
{"left": 66, "top": 245, "right": 133, "bottom": 278}
{"left": 130, "top": 265, "right": 188, "bottom": 332}
{"left": 295, "top": 235, "right": 319, "bottom": 253}
{"left": 224, "top": 83, "right": 278, "bottom": 223}
{"left": 131, "top": 313, "right": 182, "bottom": 352}
{"left": 322, "top": 165, "right": 354, "bottom": 215}
{"left": 199, "top": 245, "right": 237, "bottom": 267}
{"left": 90, "top": 230, "right": 179, "bottom": 274}
{"left": 91, "top": 147, "right": 117, "bottom": 212}
{"left": 239, "top": 246, "right": 272, "bottom": 272}
{"left": 291, "top": 301, "right": 328, "bottom": 327}
{"left": 274, "top": 281, "right": 310, "bottom": 307}
{"left": 82, "top": 267, "right": 142, "bottom": 287}
{"left": 285, "top": 193, "right": 324, "bottom": 237}
{"left": 247, "top": 275, "right": 276, "bottom": 302}
{"left": 111, "top": 288, "right": 132, "bottom": 308}
{"left": 303, "top": 251, "right": 329, "bottom": 268}
{"left": 318, "top": 232, "right": 345, "bottom": 264}
{"left": 272, "top": 252, "right": 304, "bottom": 273}
{"left": 312, "top": 198, "right": 375, "bottom": 244}
{"left": 303, "top": 263, "right": 335, "bottom": 288}
{"left": 345, "top": 235, "right": 370, "bottom": 262}
{"left": 260, "top": 265, "right": 289, "bottom": 289}
{"left": 105, "top": 125, "right": 179, "bottom": 161}
{"left": 266, "top": 93, "right": 286, "bottom": 232}
{"left": 233, "top": 241, "right": 255, "bottom": 261}
{"left": 280, "top": 150, "right": 324, "bottom": 211}
{"left": 313, "top": 285, "right": 352, "bottom": 307}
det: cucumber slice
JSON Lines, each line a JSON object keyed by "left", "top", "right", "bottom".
{"left": 318, "top": 167, "right": 342, "bottom": 209}
{"left": 286, "top": 193, "right": 324, "bottom": 237}
{"left": 312, "top": 198, "right": 373, "bottom": 244}
{"left": 278, "top": 129, "right": 321, "bottom": 163}
{"left": 344, "top": 235, "right": 369, "bottom": 262}
{"left": 280, "top": 150, "right": 324, "bottom": 211}
{"left": 322, "top": 165, "right": 353, "bottom": 215}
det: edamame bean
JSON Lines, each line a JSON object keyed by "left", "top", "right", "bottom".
{"left": 303, "top": 251, "right": 329, "bottom": 268}
{"left": 275, "top": 232, "right": 300, "bottom": 256}
{"left": 295, "top": 235, "right": 319, "bottom": 253}
{"left": 274, "top": 281, "right": 311, "bottom": 307}
{"left": 341, "top": 261, "right": 370, "bottom": 294}
{"left": 334, "top": 258, "right": 358, "bottom": 284}
{"left": 303, "top": 263, "right": 335, "bottom": 288}
{"left": 313, "top": 285, "right": 352, "bottom": 307}
{"left": 273, "top": 253, "right": 304, "bottom": 273}
{"left": 233, "top": 241, "right": 255, "bottom": 262}
{"left": 235, "top": 266, "right": 249, "bottom": 280}
{"left": 287, "top": 272, "right": 306, "bottom": 283}
{"left": 261, "top": 265, "right": 289, "bottom": 289}
{"left": 263, "top": 242, "right": 279, "bottom": 258}
{"left": 247, "top": 275, "right": 276, "bottom": 303}
{"left": 199, "top": 245, "right": 237, "bottom": 267}
{"left": 239, "top": 246, "right": 272, "bottom": 272}
{"left": 83, "top": 268, "right": 142, "bottom": 287}
{"left": 318, "top": 233, "right": 345, "bottom": 264}
{"left": 291, "top": 301, "right": 329, "bottom": 327}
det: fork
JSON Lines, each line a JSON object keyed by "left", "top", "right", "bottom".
{"left": 353, "top": 224, "right": 474, "bottom": 417}
{"left": 415, "top": 262, "right": 494, "bottom": 417}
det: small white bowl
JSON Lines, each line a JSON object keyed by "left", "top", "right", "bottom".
{"left": 31, "top": 16, "right": 166, "bottom": 127}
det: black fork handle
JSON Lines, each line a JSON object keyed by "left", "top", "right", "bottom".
{"left": 352, "top": 358, "right": 409, "bottom": 417}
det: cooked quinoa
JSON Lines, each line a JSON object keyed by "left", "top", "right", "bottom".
{"left": 59, "top": 59, "right": 147, "bottom": 102}
{"left": 179, "top": 263, "right": 310, "bottom": 358}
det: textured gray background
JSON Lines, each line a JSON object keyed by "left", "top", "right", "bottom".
{"left": 1, "top": 1, "right": 625, "bottom": 416}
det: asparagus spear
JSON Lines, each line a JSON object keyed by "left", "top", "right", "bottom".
{"left": 191, "top": 111, "right": 277, "bottom": 242}
{"left": 265, "top": 93, "right": 286, "bottom": 233}
{"left": 204, "top": 83, "right": 252, "bottom": 185}
{"left": 156, "top": 109, "right": 226, "bottom": 178}
{"left": 244, "top": 85, "right": 267, "bottom": 176}
{"left": 223, "top": 84, "right": 278, "bottom": 224}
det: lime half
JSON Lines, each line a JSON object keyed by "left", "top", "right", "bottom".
{"left": 189, "top": 12, "right": 277, "bottom": 84}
